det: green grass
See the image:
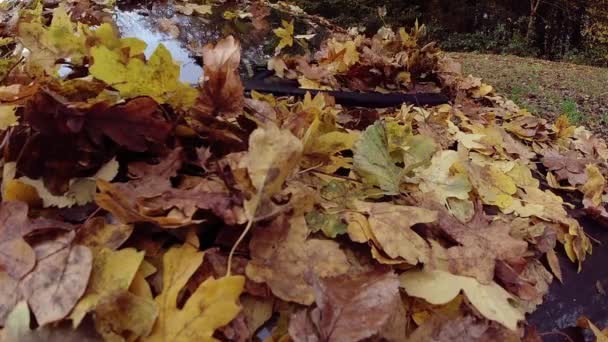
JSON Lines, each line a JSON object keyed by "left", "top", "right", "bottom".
{"left": 449, "top": 52, "right": 608, "bottom": 137}
{"left": 562, "top": 99, "right": 584, "bottom": 125}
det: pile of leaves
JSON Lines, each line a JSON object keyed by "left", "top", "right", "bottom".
{"left": 0, "top": 0, "right": 607, "bottom": 341}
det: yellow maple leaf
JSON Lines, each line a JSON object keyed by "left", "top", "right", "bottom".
{"left": 90, "top": 43, "right": 198, "bottom": 110}
{"left": 273, "top": 20, "right": 294, "bottom": 54}
{"left": 70, "top": 248, "right": 145, "bottom": 327}
{"left": 400, "top": 268, "right": 524, "bottom": 331}
{"left": 146, "top": 232, "right": 244, "bottom": 342}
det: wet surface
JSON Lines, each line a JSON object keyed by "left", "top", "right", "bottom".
{"left": 529, "top": 217, "right": 608, "bottom": 341}
{"left": 115, "top": 9, "right": 203, "bottom": 83}
{"left": 112, "top": 1, "right": 293, "bottom": 84}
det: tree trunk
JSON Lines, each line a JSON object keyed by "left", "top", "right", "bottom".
{"left": 526, "top": 0, "right": 541, "bottom": 42}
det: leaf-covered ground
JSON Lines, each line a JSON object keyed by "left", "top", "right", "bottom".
{"left": 450, "top": 52, "right": 608, "bottom": 138}
{"left": 1, "top": 0, "right": 608, "bottom": 341}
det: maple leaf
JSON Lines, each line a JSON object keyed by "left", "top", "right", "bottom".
{"left": 289, "top": 269, "right": 402, "bottom": 342}
{"left": 246, "top": 215, "right": 350, "bottom": 305}
{"left": 90, "top": 44, "right": 197, "bottom": 110}
{"left": 413, "top": 150, "right": 472, "bottom": 206}
{"left": 146, "top": 232, "right": 245, "bottom": 342}
{"left": 195, "top": 35, "right": 244, "bottom": 119}
{"left": 400, "top": 268, "right": 524, "bottom": 330}
{"left": 581, "top": 164, "right": 606, "bottom": 212}
{"left": 541, "top": 150, "right": 591, "bottom": 186}
{"left": 274, "top": 20, "right": 294, "bottom": 54}
{"left": 353, "top": 121, "right": 402, "bottom": 194}
{"left": 17, "top": 4, "right": 88, "bottom": 74}
{"left": 355, "top": 201, "right": 438, "bottom": 265}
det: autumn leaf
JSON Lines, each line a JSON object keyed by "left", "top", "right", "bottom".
{"left": 2, "top": 301, "right": 102, "bottom": 342}
{"left": 289, "top": 269, "right": 402, "bottom": 342}
{"left": 353, "top": 121, "right": 402, "bottom": 194}
{"left": 274, "top": 20, "right": 294, "bottom": 54}
{"left": 355, "top": 201, "right": 437, "bottom": 264}
{"left": 20, "top": 232, "right": 93, "bottom": 325}
{"left": 413, "top": 150, "right": 472, "bottom": 205}
{"left": 70, "top": 248, "right": 144, "bottom": 327}
{"left": 94, "top": 291, "right": 159, "bottom": 342}
{"left": 400, "top": 268, "right": 524, "bottom": 330}
{"left": 0, "top": 201, "right": 73, "bottom": 279}
{"left": 146, "top": 232, "right": 245, "bottom": 342}
{"left": 0, "top": 105, "right": 18, "bottom": 130}
{"left": 577, "top": 316, "right": 608, "bottom": 342}
{"left": 196, "top": 36, "right": 244, "bottom": 118}
{"left": 241, "top": 123, "right": 303, "bottom": 218}
{"left": 246, "top": 215, "right": 350, "bottom": 305}
{"left": 90, "top": 44, "right": 197, "bottom": 110}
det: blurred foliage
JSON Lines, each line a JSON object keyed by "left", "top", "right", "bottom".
{"left": 293, "top": 0, "right": 608, "bottom": 67}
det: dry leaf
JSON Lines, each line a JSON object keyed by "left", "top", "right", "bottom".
{"left": 400, "top": 268, "right": 524, "bottom": 330}
{"left": 246, "top": 215, "right": 350, "bottom": 305}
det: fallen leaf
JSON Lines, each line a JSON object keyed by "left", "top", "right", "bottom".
{"left": 20, "top": 232, "right": 93, "bottom": 325}
{"left": 158, "top": 18, "right": 180, "bottom": 38}
{"left": 241, "top": 123, "right": 303, "bottom": 218}
{"left": 274, "top": 20, "right": 294, "bottom": 54}
{"left": 577, "top": 316, "right": 608, "bottom": 342}
{"left": 196, "top": 36, "right": 244, "bottom": 118}
{"left": 70, "top": 248, "right": 144, "bottom": 327}
{"left": 400, "top": 268, "right": 524, "bottom": 330}
{"left": 146, "top": 232, "right": 245, "bottom": 341}
{"left": 355, "top": 201, "right": 437, "bottom": 264}
{"left": 94, "top": 291, "right": 159, "bottom": 342}
{"left": 289, "top": 269, "right": 401, "bottom": 342}
{"left": 2, "top": 301, "right": 102, "bottom": 342}
{"left": 246, "top": 215, "right": 350, "bottom": 305}
{"left": 90, "top": 44, "right": 197, "bottom": 110}
{"left": 353, "top": 121, "right": 402, "bottom": 194}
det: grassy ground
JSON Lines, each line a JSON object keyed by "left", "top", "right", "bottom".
{"left": 448, "top": 52, "right": 608, "bottom": 137}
